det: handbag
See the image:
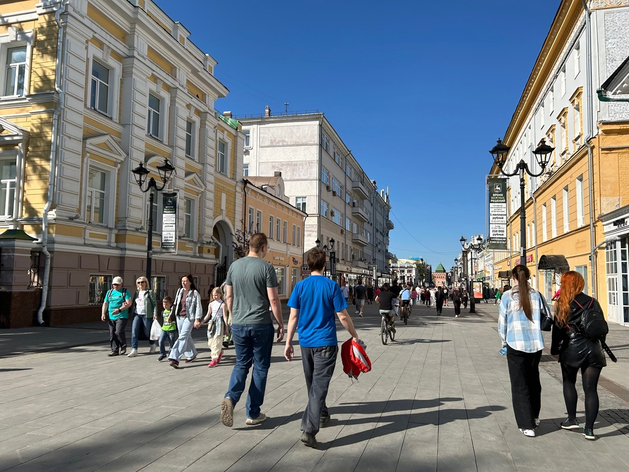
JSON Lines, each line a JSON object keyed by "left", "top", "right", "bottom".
{"left": 538, "top": 293, "right": 553, "bottom": 332}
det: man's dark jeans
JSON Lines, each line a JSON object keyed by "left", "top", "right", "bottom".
{"left": 109, "top": 318, "right": 128, "bottom": 352}
{"left": 225, "top": 324, "right": 274, "bottom": 419}
{"left": 300, "top": 345, "right": 338, "bottom": 436}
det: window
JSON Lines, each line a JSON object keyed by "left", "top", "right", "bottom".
{"left": 548, "top": 88, "right": 554, "bottom": 114}
{"left": 88, "top": 274, "right": 112, "bottom": 306}
{"left": 576, "top": 175, "right": 584, "bottom": 226}
{"left": 276, "top": 218, "right": 281, "bottom": 241}
{"left": 558, "top": 108, "right": 569, "bottom": 156}
{"left": 269, "top": 215, "right": 274, "bottom": 239}
{"left": 531, "top": 221, "right": 536, "bottom": 246}
{"left": 292, "top": 224, "right": 296, "bottom": 246}
{"left": 559, "top": 66, "right": 566, "bottom": 97}
{"left": 147, "top": 93, "right": 161, "bottom": 139}
{"left": 551, "top": 196, "right": 557, "bottom": 238}
{"left": 283, "top": 221, "right": 287, "bottom": 243}
{"left": 291, "top": 268, "right": 298, "bottom": 293}
{"left": 542, "top": 204, "right": 548, "bottom": 242}
{"left": 90, "top": 60, "right": 110, "bottom": 114}
{"left": 574, "top": 42, "right": 581, "bottom": 77}
{"left": 4, "top": 45, "right": 26, "bottom": 97}
{"left": 320, "top": 130, "right": 329, "bottom": 151}
{"left": 575, "top": 265, "right": 588, "bottom": 295}
{"left": 243, "top": 129, "right": 251, "bottom": 147}
{"left": 217, "top": 140, "right": 228, "bottom": 175}
{"left": 296, "top": 196, "right": 306, "bottom": 213}
{"left": 346, "top": 217, "right": 351, "bottom": 231}
{"left": 248, "top": 207, "right": 254, "bottom": 233}
{"left": 563, "top": 186, "right": 570, "bottom": 233}
{"left": 296, "top": 226, "right": 301, "bottom": 247}
{"left": 185, "top": 120, "right": 195, "bottom": 158}
{"left": 539, "top": 103, "right": 545, "bottom": 128}
{"left": 275, "top": 267, "right": 285, "bottom": 295}
{"left": 345, "top": 162, "right": 352, "bottom": 178}
{"left": 256, "top": 210, "right": 262, "bottom": 233}
{"left": 320, "top": 200, "right": 328, "bottom": 218}
{"left": 321, "top": 166, "right": 329, "bottom": 186}
{"left": 332, "top": 207, "right": 341, "bottom": 225}
{"left": 183, "top": 198, "right": 193, "bottom": 238}
{"left": 243, "top": 163, "right": 249, "bottom": 177}
{"left": 571, "top": 88, "right": 583, "bottom": 146}
{"left": 150, "top": 194, "right": 163, "bottom": 233}
{"left": 87, "top": 168, "right": 107, "bottom": 224}
{"left": 0, "top": 158, "right": 16, "bottom": 218}
{"left": 345, "top": 191, "right": 351, "bottom": 205}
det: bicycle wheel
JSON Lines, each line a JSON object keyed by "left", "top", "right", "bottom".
{"left": 389, "top": 323, "right": 396, "bottom": 341}
{"left": 381, "top": 317, "right": 388, "bottom": 345}
{"left": 402, "top": 309, "right": 408, "bottom": 325}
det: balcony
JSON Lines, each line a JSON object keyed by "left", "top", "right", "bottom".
{"left": 352, "top": 205, "right": 368, "bottom": 222}
{"left": 386, "top": 219, "right": 394, "bottom": 230}
{"left": 352, "top": 179, "right": 370, "bottom": 198}
{"left": 352, "top": 232, "right": 368, "bottom": 246}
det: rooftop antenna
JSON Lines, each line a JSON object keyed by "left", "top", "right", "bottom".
{"left": 284, "top": 102, "right": 289, "bottom": 114}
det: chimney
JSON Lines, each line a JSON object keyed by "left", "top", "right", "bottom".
{"left": 274, "top": 171, "right": 282, "bottom": 177}
{"left": 223, "top": 111, "right": 232, "bottom": 118}
{"left": 264, "top": 105, "right": 271, "bottom": 117}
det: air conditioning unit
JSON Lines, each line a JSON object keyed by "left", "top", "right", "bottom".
{"left": 330, "top": 211, "right": 335, "bottom": 217}
{"left": 326, "top": 185, "right": 331, "bottom": 191}
{"left": 352, "top": 202, "right": 356, "bottom": 207}
{"left": 340, "top": 229, "right": 344, "bottom": 234}
{"left": 352, "top": 254, "right": 356, "bottom": 260}
{"left": 332, "top": 190, "right": 337, "bottom": 196}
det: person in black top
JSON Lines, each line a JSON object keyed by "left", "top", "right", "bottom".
{"left": 390, "top": 281, "right": 402, "bottom": 298}
{"left": 375, "top": 283, "right": 396, "bottom": 329}
{"left": 551, "top": 271, "right": 606, "bottom": 441}
{"left": 435, "top": 287, "right": 444, "bottom": 315}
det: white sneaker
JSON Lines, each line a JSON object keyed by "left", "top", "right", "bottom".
{"left": 149, "top": 345, "right": 156, "bottom": 354}
{"left": 245, "top": 413, "right": 267, "bottom": 425}
{"left": 519, "top": 428, "right": 536, "bottom": 437}
{"left": 127, "top": 349, "right": 138, "bottom": 358}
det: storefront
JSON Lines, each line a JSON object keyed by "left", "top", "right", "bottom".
{"left": 603, "top": 205, "right": 629, "bottom": 326}
{"left": 266, "top": 250, "right": 302, "bottom": 300}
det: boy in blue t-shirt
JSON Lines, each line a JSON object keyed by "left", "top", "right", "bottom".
{"left": 101, "top": 276, "right": 132, "bottom": 356}
{"left": 285, "top": 248, "right": 362, "bottom": 449}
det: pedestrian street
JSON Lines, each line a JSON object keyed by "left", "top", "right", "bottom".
{"left": 1, "top": 302, "right": 628, "bottom": 472}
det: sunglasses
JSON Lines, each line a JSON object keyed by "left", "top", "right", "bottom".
{"left": 137, "top": 281, "right": 147, "bottom": 284}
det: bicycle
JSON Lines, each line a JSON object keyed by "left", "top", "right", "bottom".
{"left": 380, "top": 311, "right": 396, "bottom": 345}
{"left": 400, "top": 301, "right": 410, "bottom": 325}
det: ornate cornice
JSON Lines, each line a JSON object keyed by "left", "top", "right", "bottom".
{"left": 591, "top": 0, "right": 629, "bottom": 8}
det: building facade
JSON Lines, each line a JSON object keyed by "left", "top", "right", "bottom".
{"left": 0, "top": 0, "right": 242, "bottom": 327}
{"left": 490, "top": 0, "right": 629, "bottom": 325}
{"left": 240, "top": 109, "right": 394, "bottom": 287}
{"left": 242, "top": 173, "right": 306, "bottom": 300}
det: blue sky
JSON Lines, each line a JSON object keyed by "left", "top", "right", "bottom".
{"left": 157, "top": 0, "right": 561, "bottom": 270}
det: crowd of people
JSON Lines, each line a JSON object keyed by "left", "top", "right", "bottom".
{"left": 101, "top": 239, "right": 610, "bottom": 446}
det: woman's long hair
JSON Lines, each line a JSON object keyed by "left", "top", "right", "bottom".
{"left": 512, "top": 265, "right": 532, "bottom": 320}
{"left": 555, "top": 271, "right": 585, "bottom": 327}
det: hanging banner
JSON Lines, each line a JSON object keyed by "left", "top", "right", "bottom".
{"left": 487, "top": 178, "right": 507, "bottom": 250}
{"left": 161, "top": 192, "right": 177, "bottom": 253}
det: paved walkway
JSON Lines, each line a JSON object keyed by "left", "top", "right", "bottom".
{"left": 0, "top": 302, "right": 628, "bottom": 471}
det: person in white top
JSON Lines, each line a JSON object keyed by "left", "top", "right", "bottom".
{"left": 128, "top": 276, "right": 157, "bottom": 357}
{"left": 203, "top": 287, "right": 230, "bottom": 367}
{"left": 340, "top": 281, "right": 349, "bottom": 301}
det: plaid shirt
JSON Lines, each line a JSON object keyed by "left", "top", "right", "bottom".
{"left": 498, "top": 286, "right": 545, "bottom": 353}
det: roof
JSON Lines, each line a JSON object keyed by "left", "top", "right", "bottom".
{"left": 598, "top": 54, "right": 629, "bottom": 102}
{"left": 435, "top": 263, "right": 446, "bottom": 272}
{"left": 245, "top": 176, "right": 280, "bottom": 188}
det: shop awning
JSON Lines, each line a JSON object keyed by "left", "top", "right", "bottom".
{"left": 498, "top": 270, "right": 511, "bottom": 279}
{"left": 537, "top": 255, "right": 570, "bottom": 271}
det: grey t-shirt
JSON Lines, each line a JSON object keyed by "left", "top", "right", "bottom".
{"left": 225, "top": 256, "right": 278, "bottom": 325}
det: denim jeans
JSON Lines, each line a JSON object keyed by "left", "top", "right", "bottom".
{"left": 131, "top": 314, "right": 155, "bottom": 350}
{"left": 225, "top": 323, "right": 274, "bottom": 419}
{"left": 168, "top": 317, "right": 197, "bottom": 361}
{"left": 158, "top": 330, "right": 177, "bottom": 356}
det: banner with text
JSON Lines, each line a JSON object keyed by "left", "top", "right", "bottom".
{"left": 161, "top": 192, "right": 177, "bottom": 253}
{"left": 487, "top": 178, "right": 507, "bottom": 250}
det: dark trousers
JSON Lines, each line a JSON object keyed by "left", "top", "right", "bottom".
{"left": 454, "top": 300, "right": 461, "bottom": 315}
{"left": 506, "top": 346, "right": 542, "bottom": 430}
{"left": 109, "top": 318, "right": 128, "bottom": 352}
{"left": 300, "top": 345, "right": 338, "bottom": 436}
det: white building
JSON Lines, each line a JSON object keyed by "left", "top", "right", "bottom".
{"left": 240, "top": 109, "right": 393, "bottom": 284}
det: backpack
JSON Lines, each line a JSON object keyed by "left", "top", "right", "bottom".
{"left": 574, "top": 298, "right": 608, "bottom": 340}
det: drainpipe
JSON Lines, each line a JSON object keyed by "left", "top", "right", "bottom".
{"left": 581, "top": 0, "right": 598, "bottom": 297}
{"left": 37, "top": 1, "right": 68, "bottom": 326}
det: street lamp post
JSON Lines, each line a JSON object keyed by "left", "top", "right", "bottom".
{"left": 131, "top": 158, "right": 175, "bottom": 282}
{"left": 460, "top": 235, "right": 484, "bottom": 313}
{"left": 489, "top": 138, "right": 554, "bottom": 266}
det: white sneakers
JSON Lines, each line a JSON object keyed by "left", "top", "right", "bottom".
{"left": 149, "top": 345, "right": 156, "bottom": 354}
{"left": 127, "top": 349, "right": 138, "bottom": 358}
{"left": 519, "top": 428, "right": 536, "bottom": 437}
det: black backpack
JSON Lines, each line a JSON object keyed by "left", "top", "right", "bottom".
{"left": 574, "top": 298, "right": 608, "bottom": 340}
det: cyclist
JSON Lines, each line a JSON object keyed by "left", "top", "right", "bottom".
{"left": 375, "top": 283, "right": 396, "bottom": 333}
{"left": 399, "top": 282, "right": 412, "bottom": 319}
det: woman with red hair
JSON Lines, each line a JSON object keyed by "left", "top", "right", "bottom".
{"left": 550, "top": 271, "right": 606, "bottom": 441}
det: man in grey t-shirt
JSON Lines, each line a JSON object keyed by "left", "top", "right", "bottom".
{"left": 221, "top": 233, "right": 284, "bottom": 428}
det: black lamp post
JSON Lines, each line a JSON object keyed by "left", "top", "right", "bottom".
{"left": 461, "top": 235, "right": 484, "bottom": 313}
{"left": 131, "top": 158, "right": 175, "bottom": 282}
{"left": 490, "top": 138, "right": 554, "bottom": 266}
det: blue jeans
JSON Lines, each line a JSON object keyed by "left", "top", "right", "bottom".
{"left": 131, "top": 314, "right": 155, "bottom": 350}
{"left": 158, "top": 330, "right": 177, "bottom": 356}
{"left": 225, "top": 323, "right": 274, "bottom": 419}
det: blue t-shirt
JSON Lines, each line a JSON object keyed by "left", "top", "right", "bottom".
{"left": 287, "top": 275, "right": 348, "bottom": 348}
{"left": 400, "top": 288, "right": 411, "bottom": 301}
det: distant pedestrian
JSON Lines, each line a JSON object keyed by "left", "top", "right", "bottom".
{"left": 204, "top": 287, "right": 230, "bottom": 368}
{"left": 128, "top": 276, "right": 157, "bottom": 358}
{"left": 498, "top": 265, "right": 546, "bottom": 438}
{"left": 157, "top": 296, "right": 177, "bottom": 361}
{"left": 340, "top": 281, "right": 349, "bottom": 302}
{"left": 221, "top": 233, "right": 284, "bottom": 428}
{"left": 453, "top": 289, "right": 462, "bottom": 317}
{"left": 443, "top": 287, "right": 449, "bottom": 307}
{"left": 285, "top": 248, "right": 361, "bottom": 449}
{"left": 435, "top": 287, "right": 444, "bottom": 315}
{"left": 551, "top": 271, "right": 607, "bottom": 441}
{"left": 462, "top": 290, "right": 468, "bottom": 308}
{"left": 367, "top": 285, "right": 374, "bottom": 305}
{"left": 101, "top": 276, "right": 132, "bottom": 356}
{"left": 411, "top": 287, "right": 418, "bottom": 305}
{"left": 168, "top": 274, "right": 204, "bottom": 368}
{"left": 354, "top": 279, "right": 366, "bottom": 317}
{"left": 495, "top": 289, "right": 502, "bottom": 305}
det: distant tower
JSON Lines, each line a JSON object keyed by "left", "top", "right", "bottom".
{"left": 433, "top": 263, "right": 447, "bottom": 287}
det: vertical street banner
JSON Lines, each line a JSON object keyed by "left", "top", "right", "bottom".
{"left": 487, "top": 178, "right": 507, "bottom": 250}
{"left": 161, "top": 192, "right": 177, "bottom": 253}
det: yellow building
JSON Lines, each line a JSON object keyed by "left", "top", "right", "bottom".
{"left": 243, "top": 174, "right": 306, "bottom": 299}
{"left": 490, "top": 0, "right": 629, "bottom": 326}
{"left": 0, "top": 0, "right": 242, "bottom": 327}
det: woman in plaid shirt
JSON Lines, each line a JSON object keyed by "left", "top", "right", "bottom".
{"left": 498, "top": 265, "right": 547, "bottom": 438}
